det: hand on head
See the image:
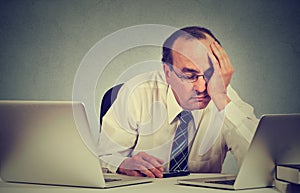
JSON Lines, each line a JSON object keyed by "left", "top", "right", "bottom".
{"left": 205, "top": 41, "right": 234, "bottom": 110}
{"left": 210, "top": 41, "right": 234, "bottom": 88}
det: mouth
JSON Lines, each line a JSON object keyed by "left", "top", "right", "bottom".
{"left": 191, "top": 95, "right": 210, "bottom": 101}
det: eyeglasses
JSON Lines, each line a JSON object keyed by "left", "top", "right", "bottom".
{"left": 170, "top": 66, "right": 206, "bottom": 83}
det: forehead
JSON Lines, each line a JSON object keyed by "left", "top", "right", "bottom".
{"left": 171, "top": 35, "right": 213, "bottom": 71}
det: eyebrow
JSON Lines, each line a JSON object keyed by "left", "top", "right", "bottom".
{"left": 181, "top": 67, "right": 200, "bottom": 74}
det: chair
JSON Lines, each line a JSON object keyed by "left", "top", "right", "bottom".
{"left": 99, "top": 83, "right": 123, "bottom": 127}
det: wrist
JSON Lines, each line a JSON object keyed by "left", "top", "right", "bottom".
{"left": 211, "top": 93, "right": 231, "bottom": 111}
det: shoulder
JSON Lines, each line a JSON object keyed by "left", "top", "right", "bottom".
{"left": 113, "top": 70, "right": 168, "bottom": 121}
{"left": 124, "top": 70, "right": 166, "bottom": 85}
{"left": 121, "top": 70, "right": 167, "bottom": 94}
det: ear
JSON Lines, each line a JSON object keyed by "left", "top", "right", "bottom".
{"left": 163, "top": 63, "right": 171, "bottom": 84}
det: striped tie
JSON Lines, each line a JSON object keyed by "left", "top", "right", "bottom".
{"left": 169, "top": 111, "right": 193, "bottom": 172}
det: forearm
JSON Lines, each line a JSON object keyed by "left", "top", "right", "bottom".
{"left": 97, "top": 117, "right": 136, "bottom": 173}
{"left": 211, "top": 94, "right": 231, "bottom": 111}
{"left": 222, "top": 86, "right": 259, "bottom": 167}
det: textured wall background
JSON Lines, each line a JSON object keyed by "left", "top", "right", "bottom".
{"left": 0, "top": 0, "right": 299, "bottom": 173}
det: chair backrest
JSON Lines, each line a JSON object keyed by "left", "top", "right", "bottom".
{"left": 99, "top": 84, "right": 123, "bottom": 127}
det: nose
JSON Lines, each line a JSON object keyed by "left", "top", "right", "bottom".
{"left": 193, "top": 76, "right": 206, "bottom": 93}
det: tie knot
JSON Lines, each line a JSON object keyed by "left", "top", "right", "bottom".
{"left": 178, "top": 111, "right": 193, "bottom": 124}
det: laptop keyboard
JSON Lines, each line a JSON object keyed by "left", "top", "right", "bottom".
{"left": 206, "top": 179, "right": 235, "bottom": 185}
{"left": 105, "top": 178, "right": 122, "bottom": 183}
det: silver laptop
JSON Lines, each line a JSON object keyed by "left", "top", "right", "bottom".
{"left": 0, "top": 100, "right": 152, "bottom": 188}
{"left": 178, "top": 114, "right": 300, "bottom": 190}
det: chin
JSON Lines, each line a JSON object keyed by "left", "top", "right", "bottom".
{"left": 196, "top": 104, "right": 209, "bottom": 110}
{"left": 194, "top": 100, "right": 210, "bottom": 110}
{"left": 185, "top": 102, "right": 209, "bottom": 111}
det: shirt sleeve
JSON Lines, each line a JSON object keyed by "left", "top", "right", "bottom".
{"left": 96, "top": 84, "right": 140, "bottom": 173}
{"left": 222, "top": 85, "right": 259, "bottom": 168}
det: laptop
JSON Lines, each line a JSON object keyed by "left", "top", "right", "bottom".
{"left": 0, "top": 100, "right": 152, "bottom": 188}
{"left": 178, "top": 114, "right": 300, "bottom": 190}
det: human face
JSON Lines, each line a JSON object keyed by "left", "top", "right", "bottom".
{"left": 164, "top": 35, "right": 215, "bottom": 110}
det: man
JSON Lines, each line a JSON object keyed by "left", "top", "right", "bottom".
{"left": 97, "top": 26, "right": 258, "bottom": 178}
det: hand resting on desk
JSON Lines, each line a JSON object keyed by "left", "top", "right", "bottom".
{"left": 117, "top": 152, "right": 164, "bottom": 178}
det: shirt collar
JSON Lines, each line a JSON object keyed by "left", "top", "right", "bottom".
{"left": 166, "top": 85, "right": 184, "bottom": 124}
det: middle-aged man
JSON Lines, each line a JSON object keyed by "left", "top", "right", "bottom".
{"left": 97, "top": 26, "right": 259, "bottom": 178}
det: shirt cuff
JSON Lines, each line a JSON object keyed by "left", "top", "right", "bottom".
{"left": 99, "top": 155, "right": 127, "bottom": 173}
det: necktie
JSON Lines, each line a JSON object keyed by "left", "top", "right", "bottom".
{"left": 169, "top": 111, "right": 193, "bottom": 171}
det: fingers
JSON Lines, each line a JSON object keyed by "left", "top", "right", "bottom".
{"left": 210, "top": 41, "right": 234, "bottom": 87}
{"left": 206, "top": 52, "right": 228, "bottom": 111}
{"left": 135, "top": 153, "right": 163, "bottom": 178}
{"left": 117, "top": 152, "right": 164, "bottom": 178}
{"left": 141, "top": 152, "right": 164, "bottom": 178}
{"left": 118, "top": 168, "right": 145, "bottom": 177}
{"left": 140, "top": 152, "right": 164, "bottom": 170}
{"left": 211, "top": 42, "right": 231, "bottom": 69}
{"left": 207, "top": 51, "right": 221, "bottom": 73}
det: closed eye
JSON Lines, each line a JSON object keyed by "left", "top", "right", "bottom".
{"left": 185, "top": 74, "right": 198, "bottom": 80}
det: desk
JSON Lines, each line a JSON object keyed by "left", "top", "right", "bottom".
{"left": 0, "top": 174, "right": 279, "bottom": 193}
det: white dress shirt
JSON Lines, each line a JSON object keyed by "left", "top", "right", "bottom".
{"left": 97, "top": 70, "right": 258, "bottom": 173}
